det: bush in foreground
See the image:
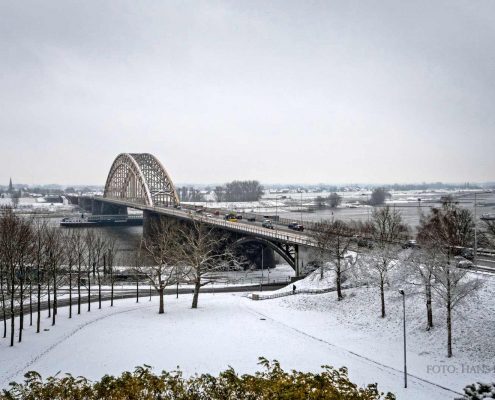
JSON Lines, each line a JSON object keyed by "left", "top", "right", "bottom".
{"left": 463, "top": 382, "right": 495, "bottom": 399}
{"left": 1, "top": 358, "right": 395, "bottom": 400}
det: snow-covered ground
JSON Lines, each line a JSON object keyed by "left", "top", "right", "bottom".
{"left": 2, "top": 271, "right": 494, "bottom": 399}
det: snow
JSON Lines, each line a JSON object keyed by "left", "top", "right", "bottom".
{"left": 2, "top": 271, "right": 495, "bottom": 399}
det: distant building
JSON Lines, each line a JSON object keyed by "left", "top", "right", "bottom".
{"left": 8, "top": 178, "right": 13, "bottom": 194}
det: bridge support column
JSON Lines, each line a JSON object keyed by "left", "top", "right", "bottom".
{"left": 295, "top": 244, "right": 300, "bottom": 277}
{"left": 143, "top": 210, "right": 161, "bottom": 238}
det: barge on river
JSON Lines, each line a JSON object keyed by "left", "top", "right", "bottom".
{"left": 60, "top": 214, "right": 143, "bottom": 227}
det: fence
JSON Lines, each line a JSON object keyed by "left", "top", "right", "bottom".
{"left": 250, "top": 284, "right": 356, "bottom": 300}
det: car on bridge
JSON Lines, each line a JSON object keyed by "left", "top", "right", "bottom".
{"left": 224, "top": 213, "right": 238, "bottom": 222}
{"left": 262, "top": 220, "right": 274, "bottom": 229}
{"left": 288, "top": 222, "right": 304, "bottom": 231}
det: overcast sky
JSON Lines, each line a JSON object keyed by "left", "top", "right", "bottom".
{"left": 1, "top": 1, "right": 494, "bottom": 186}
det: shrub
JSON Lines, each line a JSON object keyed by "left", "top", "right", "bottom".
{"left": 1, "top": 358, "right": 396, "bottom": 400}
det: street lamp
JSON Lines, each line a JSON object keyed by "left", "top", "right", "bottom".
{"left": 260, "top": 244, "right": 264, "bottom": 291}
{"left": 275, "top": 196, "right": 278, "bottom": 222}
{"left": 300, "top": 191, "right": 303, "bottom": 226}
{"left": 399, "top": 289, "right": 407, "bottom": 388}
{"left": 474, "top": 192, "right": 478, "bottom": 266}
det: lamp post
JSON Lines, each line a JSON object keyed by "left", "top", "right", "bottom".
{"left": 275, "top": 196, "right": 278, "bottom": 222}
{"left": 261, "top": 244, "right": 264, "bottom": 291}
{"left": 176, "top": 265, "right": 179, "bottom": 299}
{"left": 474, "top": 192, "right": 478, "bottom": 266}
{"left": 300, "top": 191, "right": 303, "bottom": 226}
{"left": 399, "top": 289, "right": 407, "bottom": 388}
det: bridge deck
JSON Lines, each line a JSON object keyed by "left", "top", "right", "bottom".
{"left": 92, "top": 197, "right": 314, "bottom": 247}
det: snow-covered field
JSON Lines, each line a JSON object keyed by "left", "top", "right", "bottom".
{"left": 1, "top": 272, "right": 495, "bottom": 399}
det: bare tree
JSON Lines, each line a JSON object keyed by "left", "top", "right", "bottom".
{"left": 368, "top": 188, "right": 390, "bottom": 206}
{"left": 433, "top": 258, "right": 482, "bottom": 357}
{"left": 63, "top": 230, "right": 78, "bottom": 319}
{"left": 85, "top": 231, "right": 96, "bottom": 312}
{"left": 360, "top": 206, "right": 406, "bottom": 318}
{"left": 417, "top": 201, "right": 481, "bottom": 357}
{"left": 105, "top": 239, "right": 117, "bottom": 307}
{"left": 72, "top": 231, "right": 86, "bottom": 315}
{"left": 91, "top": 233, "right": 107, "bottom": 310}
{"left": 32, "top": 219, "right": 48, "bottom": 333}
{"left": 328, "top": 193, "right": 342, "bottom": 208}
{"left": 140, "top": 219, "right": 182, "bottom": 314}
{"left": 404, "top": 247, "right": 437, "bottom": 330}
{"left": 0, "top": 251, "right": 6, "bottom": 339}
{"left": 310, "top": 221, "right": 333, "bottom": 279}
{"left": 481, "top": 219, "right": 495, "bottom": 248}
{"left": 0, "top": 207, "right": 33, "bottom": 346}
{"left": 311, "top": 220, "right": 356, "bottom": 300}
{"left": 178, "top": 218, "right": 240, "bottom": 309}
{"left": 129, "top": 249, "right": 145, "bottom": 303}
{"left": 44, "top": 227, "right": 64, "bottom": 327}
{"left": 17, "top": 218, "right": 33, "bottom": 343}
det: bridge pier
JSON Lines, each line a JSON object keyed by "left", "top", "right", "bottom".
{"left": 143, "top": 210, "right": 163, "bottom": 238}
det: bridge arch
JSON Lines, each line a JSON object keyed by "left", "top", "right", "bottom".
{"left": 103, "top": 153, "right": 180, "bottom": 207}
{"left": 233, "top": 236, "right": 296, "bottom": 270}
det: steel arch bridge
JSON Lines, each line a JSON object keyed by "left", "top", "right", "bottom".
{"left": 103, "top": 153, "right": 180, "bottom": 207}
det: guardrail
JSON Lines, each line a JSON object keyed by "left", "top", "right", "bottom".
{"left": 250, "top": 284, "right": 357, "bottom": 300}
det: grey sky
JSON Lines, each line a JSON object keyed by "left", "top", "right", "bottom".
{"left": 1, "top": 1, "right": 494, "bottom": 185}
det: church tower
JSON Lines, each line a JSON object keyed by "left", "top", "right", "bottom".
{"left": 8, "top": 178, "right": 13, "bottom": 194}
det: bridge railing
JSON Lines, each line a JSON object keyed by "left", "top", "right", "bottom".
{"left": 189, "top": 213, "right": 315, "bottom": 247}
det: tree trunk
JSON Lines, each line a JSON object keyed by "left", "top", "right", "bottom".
{"left": 426, "top": 280, "right": 433, "bottom": 330}
{"left": 29, "top": 278, "right": 33, "bottom": 326}
{"left": 159, "top": 287, "right": 164, "bottom": 314}
{"left": 19, "top": 276, "right": 24, "bottom": 343}
{"left": 36, "top": 280, "right": 41, "bottom": 333}
{"left": 447, "top": 276, "right": 452, "bottom": 358}
{"left": 380, "top": 277, "right": 385, "bottom": 318}
{"left": 136, "top": 276, "right": 139, "bottom": 303}
{"left": 52, "top": 269, "right": 57, "bottom": 326}
{"left": 87, "top": 270, "right": 91, "bottom": 312}
{"left": 10, "top": 272, "right": 15, "bottom": 347}
{"left": 1, "top": 274, "right": 6, "bottom": 338}
{"left": 192, "top": 280, "right": 201, "bottom": 309}
{"left": 47, "top": 279, "right": 51, "bottom": 318}
{"left": 69, "top": 267, "right": 72, "bottom": 318}
{"left": 97, "top": 270, "right": 101, "bottom": 310}
{"left": 110, "top": 270, "right": 114, "bottom": 307}
{"left": 336, "top": 258, "right": 343, "bottom": 301}
{"left": 77, "top": 269, "right": 81, "bottom": 315}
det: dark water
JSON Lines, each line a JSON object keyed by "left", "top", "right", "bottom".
{"left": 46, "top": 217, "right": 143, "bottom": 264}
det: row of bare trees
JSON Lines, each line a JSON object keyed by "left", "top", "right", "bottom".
{"left": 310, "top": 201, "right": 485, "bottom": 358}
{"left": 0, "top": 208, "right": 118, "bottom": 347}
